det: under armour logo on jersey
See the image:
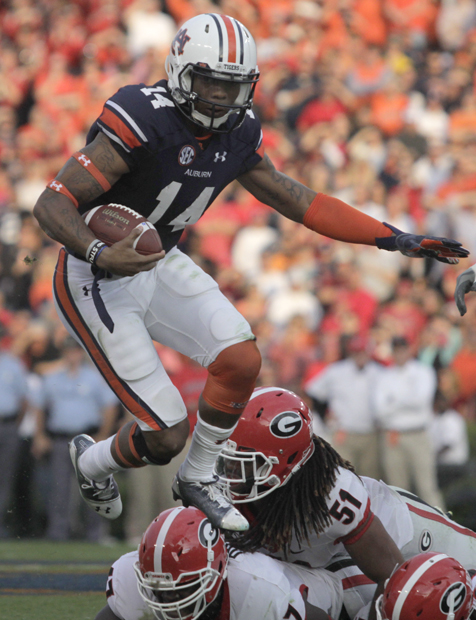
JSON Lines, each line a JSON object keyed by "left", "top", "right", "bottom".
{"left": 171, "top": 28, "right": 191, "bottom": 55}
{"left": 78, "top": 154, "right": 91, "bottom": 167}
{"left": 178, "top": 145, "right": 196, "bottom": 166}
{"left": 214, "top": 151, "right": 227, "bottom": 163}
{"left": 49, "top": 180, "right": 63, "bottom": 191}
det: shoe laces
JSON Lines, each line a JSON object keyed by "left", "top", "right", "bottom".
{"left": 198, "top": 478, "right": 232, "bottom": 509}
{"left": 81, "top": 477, "right": 115, "bottom": 500}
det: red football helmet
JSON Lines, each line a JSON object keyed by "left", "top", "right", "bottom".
{"left": 376, "top": 552, "right": 474, "bottom": 620}
{"left": 134, "top": 506, "right": 228, "bottom": 620}
{"left": 215, "top": 387, "right": 315, "bottom": 503}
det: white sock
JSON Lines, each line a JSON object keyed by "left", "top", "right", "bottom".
{"left": 179, "top": 413, "right": 238, "bottom": 483}
{"left": 78, "top": 436, "right": 126, "bottom": 482}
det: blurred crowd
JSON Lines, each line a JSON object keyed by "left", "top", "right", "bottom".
{"left": 2, "top": 0, "right": 476, "bottom": 541}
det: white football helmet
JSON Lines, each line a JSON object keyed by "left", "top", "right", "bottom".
{"left": 166, "top": 13, "right": 259, "bottom": 132}
{"left": 134, "top": 506, "right": 228, "bottom": 620}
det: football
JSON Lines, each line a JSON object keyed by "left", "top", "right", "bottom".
{"left": 83, "top": 204, "right": 162, "bottom": 255}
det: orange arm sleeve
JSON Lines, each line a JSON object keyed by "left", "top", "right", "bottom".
{"left": 303, "top": 193, "right": 393, "bottom": 246}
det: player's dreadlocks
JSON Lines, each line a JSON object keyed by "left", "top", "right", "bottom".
{"left": 227, "top": 435, "right": 354, "bottom": 556}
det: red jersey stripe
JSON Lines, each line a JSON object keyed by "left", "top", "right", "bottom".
{"left": 114, "top": 432, "right": 137, "bottom": 467}
{"left": 342, "top": 574, "right": 375, "bottom": 590}
{"left": 335, "top": 498, "right": 375, "bottom": 545}
{"left": 128, "top": 422, "right": 144, "bottom": 463}
{"left": 221, "top": 15, "right": 237, "bottom": 64}
{"left": 407, "top": 504, "right": 476, "bottom": 538}
{"left": 99, "top": 107, "right": 142, "bottom": 149}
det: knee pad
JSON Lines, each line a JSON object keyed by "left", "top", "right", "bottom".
{"left": 202, "top": 339, "right": 261, "bottom": 414}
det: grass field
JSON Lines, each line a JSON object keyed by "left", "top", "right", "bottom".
{"left": 0, "top": 539, "right": 136, "bottom": 620}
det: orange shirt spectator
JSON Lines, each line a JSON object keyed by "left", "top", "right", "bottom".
{"left": 370, "top": 81, "right": 409, "bottom": 136}
{"left": 436, "top": 166, "right": 476, "bottom": 204}
{"left": 450, "top": 340, "right": 476, "bottom": 402}
{"left": 449, "top": 91, "right": 476, "bottom": 142}
{"left": 384, "top": 0, "right": 438, "bottom": 40}
{"left": 351, "top": 0, "right": 387, "bottom": 47}
{"left": 346, "top": 45, "right": 392, "bottom": 98}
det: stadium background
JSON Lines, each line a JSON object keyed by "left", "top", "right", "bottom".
{"left": 2, "top": 0, "right": 476, "bottom": 612}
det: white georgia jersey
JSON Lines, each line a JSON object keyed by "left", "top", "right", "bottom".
{"left": 265, "top": 467, "right": 414, "bottom": 568}
{"left": 104, "top": 548, "right": 342, "bottom": 620}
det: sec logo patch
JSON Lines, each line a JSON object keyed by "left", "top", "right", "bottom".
{"left": 179, "top": 145, "right": 196, "bottom": 166}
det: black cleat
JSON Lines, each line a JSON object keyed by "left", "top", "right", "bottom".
{"left": 69, "top": 434, "right": 122, "bottom": 520}
{"left": 172, "top": 473, "right": 249, "bottom": 531}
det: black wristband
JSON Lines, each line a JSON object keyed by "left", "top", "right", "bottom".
{"left": 375, "top": 222, "right": 401, "bottom": 251}
{"left": 87, "top": 239, "right": 106, "bottom": 264}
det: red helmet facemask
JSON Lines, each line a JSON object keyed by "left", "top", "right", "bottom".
{"left": 215, "top": 387, "right": 315, "bottom": 503}
{"left": 376, "top": 552, "right": 474, "bottom": 620}
{"left": 134, "top": 506, "right": 228, "bottom": 620}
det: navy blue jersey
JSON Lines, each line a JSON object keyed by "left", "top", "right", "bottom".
{"left": 83, "top": 79, "right": 264, "bottom": 252}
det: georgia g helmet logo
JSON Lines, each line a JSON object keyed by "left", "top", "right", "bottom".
{"left": 270, "top": 411, "right": 303, "bottom": 438}
{"left": 198, "top": 519, "right": 220, "bottom": 548}
{"left": 440, "top": 582, "right": 468, "bottom": 615}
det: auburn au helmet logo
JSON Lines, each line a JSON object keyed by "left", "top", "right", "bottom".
{"left": 171, "top": 28, "right": 191, "bottom": 56}
{"left": 270, "top": 411, "right": 303, "bottom": 438}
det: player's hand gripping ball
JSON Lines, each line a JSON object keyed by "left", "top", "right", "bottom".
{"left": 83, "top": 204, "right": 162, "bottom": 255}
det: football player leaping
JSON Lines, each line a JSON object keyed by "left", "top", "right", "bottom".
{"left": 33, "top": 13, "right": 469, "bottom": 532}
{"left": 215, "top": 387, "right": 476, "bottom": 620}
{"left": 94, "top": 506, "right": 346, "bottom": 620}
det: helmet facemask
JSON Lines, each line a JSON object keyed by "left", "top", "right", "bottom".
{"left": 134, "top": 563, "right": 222, "bottom": 620}
{"left": 135, "top": 507, "right": 228, "bottom": 620}
{"left": 215, "top": 441, "right": 281, "bottom": 502}
{"left": 170, "top": 62, "right": 259, "bottom": 132}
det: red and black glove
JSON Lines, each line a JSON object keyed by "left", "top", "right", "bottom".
{"left": 376, "top": 223, "right": 469, "bottom": 264}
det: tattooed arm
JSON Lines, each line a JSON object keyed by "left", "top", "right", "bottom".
{"left": 238, "top": 154, "right": 316, "bottom": 221}
{"left": 33, "top": 132, "right": 164, "bottom": 276}
{"left": 239, "top": 154, "right": 469, "bottom": 264}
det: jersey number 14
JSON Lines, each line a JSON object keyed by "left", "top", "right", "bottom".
{"left": 148, "top": 182, "right": 215, "bottom": 232}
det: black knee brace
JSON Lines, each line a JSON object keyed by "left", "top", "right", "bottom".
{"left": 132, "top": 425, "right": 172, "bottom": 466}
